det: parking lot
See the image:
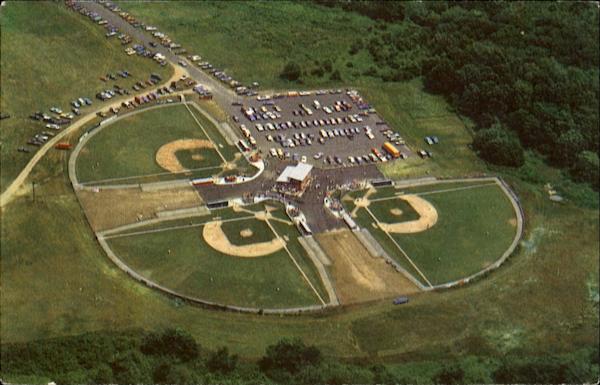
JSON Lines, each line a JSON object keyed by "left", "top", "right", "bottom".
{"left": 229, "top": 89, "right": 412, "bottom": 168}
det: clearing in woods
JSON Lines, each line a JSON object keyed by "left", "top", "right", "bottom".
{"left": 316, "top": 229, "right": 419, "bottom": 304}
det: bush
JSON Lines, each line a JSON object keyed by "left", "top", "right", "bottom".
{"left": 141, "top": 328, "right": 199, "bottom": 362}
{"left": 259, "top": 338, "right": 321, "bottom": 376}
{"left": 207, "top": 347, "right": 238, "bottom": 374}
{"left": 280, "top": 62, "right": 301, "bottom": 81}
{"left": 473, "top": 125, "right": 525, "bottom": 167}
{"left": 571, "top": 151, "right": 599, "bottom": 190}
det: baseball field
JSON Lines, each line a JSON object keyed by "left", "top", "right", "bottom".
{"left": 75, "top": 103, "right": 240, "bottom": 185}
{"left": 103, "top": 202, "right": 329, "bottom": 309}
{"left": 345, "top": 179, "right": 519, "bottom": 286}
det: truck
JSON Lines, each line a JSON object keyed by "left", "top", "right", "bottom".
{"left": 382, "top": 141, "right": 400, "bottom": 158}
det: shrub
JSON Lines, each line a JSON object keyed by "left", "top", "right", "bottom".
{"left": 473, "top": 124, "right": 525, "bottom": 167}
{"left": 280, "top": 62, "right": 301, "bottom": 81}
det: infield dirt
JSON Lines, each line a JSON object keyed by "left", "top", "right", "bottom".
{"left": 316, "top": 229, "right": 419, "bottom": 304}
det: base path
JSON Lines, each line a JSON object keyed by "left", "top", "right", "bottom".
{"left": 202, "top": 221, "right": 285, "bottom": 257}
{"left": 378, "top": 195, "right": 438, "bottom": 234}
{"left": 156, "top": 139, "right": 216, "bottom": 173}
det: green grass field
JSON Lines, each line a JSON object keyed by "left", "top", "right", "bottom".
{"left": 107, "top": 223, "right": 320, "bottom": 309}
{"left": 0, "top": 0, "right": 597, "bottom": 374}
{"left": 0, "top": 2, "right": 172, "bottom": 192}
{"left": 76, "top": 104, "right": 224, "bottom": 183}
{"left": 345, "top": 181, "right": 518, "bottom": 286}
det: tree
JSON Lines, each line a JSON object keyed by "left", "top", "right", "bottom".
{"left": 259, "top": 338, "right": 322, "bottom": 375}
{"left": 330, "top": 69, "right": 342, "bottom": 81}
{"left": 207, "top": 346, "right": 238, "bottom": 374}
{"left": 473, "top": 125, "right": 525, "bottom": 167}
{"left": 571, "top": 151, "right": 599, "bottom": 190}
{"left": 434, "top": 364, "right": 465, "bottom": 385}
{"left": 141, "top": 328, "right": 199, "bottom": 362}
{"left": 280, "top": 62, "right": 301, "bottom": 81}
{"left": 110, "top": 350, "right": 152, "bottom": 385}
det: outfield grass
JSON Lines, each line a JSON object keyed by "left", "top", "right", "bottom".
{"left": 76, "top": 104, "right": 222, "bottom": 183}
{"left": 0, "top": 1, "right": 172, "bottom": 192}
{"left": 108, "top": 224, "right": 320, "bottom": 309}
{"left": 389, "top": 184, "right": 517, "bottom": 285}
{"left": 187, "top": 104, "right": 240, "bottom": 161}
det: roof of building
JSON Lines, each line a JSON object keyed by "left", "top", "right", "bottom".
{"left": 276, "top": 162, "right": 313, "bottom": 183}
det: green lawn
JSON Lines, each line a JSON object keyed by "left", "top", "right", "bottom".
{"left": 390, "top": 184, "right": 517, "bottom": 285}
{"left": 187, "top": 104, "right": 240, "bottom": 161}
{"left": 344, "top": 181, "right": 519, "bottom": 286}
{"left": 1, "top": 0, "right": 597, "bottom": 369}
{"left": 0, "top": 1, "right": 172, "bottom": 192}
{"left": 76, "top": 104, "right": 223, "bottom": 183}
{"left": 107, "top": 224, "right": 320, "bottom": 309}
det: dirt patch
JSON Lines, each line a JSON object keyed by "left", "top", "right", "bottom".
{"left": 508, "top": 218, "right": 517, "bottom": 227}
{"left": 379, "top": 195, "right": 438, "bottom": 234}
{"left": 390, "top": 208, "right": 403, "bottom": 216}
{"left": 316, "top": 230, "right": 419, "bottom": 304}
{"left": 191, "top": 154, "right": 204, "bottom": 161}
{"left": 202, "top": 221, "right": 284, "bottom": 257}
{"left": 156, "top": 139, "right": 215, "bottom": 173}
{"left": 77, "top": 186, "right": 203, "bottom": 231}
{"left": 240, "top": 228, "right": 253, "bottom": 238}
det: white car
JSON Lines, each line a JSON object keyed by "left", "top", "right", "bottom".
{"left": 301, "top": 155, "right": 307, "bottom": 163}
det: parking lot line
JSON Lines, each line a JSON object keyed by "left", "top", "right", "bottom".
{"left": 364, "top": 206, "right": 433, "bottom": 288}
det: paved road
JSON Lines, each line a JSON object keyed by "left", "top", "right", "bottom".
{"left": 79, "top": 1, "right": 240, "bottom": 109}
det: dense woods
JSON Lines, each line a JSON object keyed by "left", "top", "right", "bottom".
{"left": 314, "top": 1, "right": 599, "bottom": 188}
{"left": 1, "top": 329, "right": 597, "bottom": 384}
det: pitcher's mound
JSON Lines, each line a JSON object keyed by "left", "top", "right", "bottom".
{"left": 240, "top": 228, "right": 253, "bottom": 238}
{"left": 390, "top": 208, "right": 403, "bottom": 216}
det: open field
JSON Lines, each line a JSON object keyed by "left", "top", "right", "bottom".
{"left": 316, "top": 230, "right": 419, "bottom": 304}
{"left": 0, "top": 1, "right": 172, "bottom": 192}
{"left": 101, "top": 201, "right": 328, "bottom": 308}
{"left": 345, "top": 181, "right": 518, "bottom": 286}
{"left": 75, "top": 104, "right": 224, "bottom": 183}
{"left": 0, "top": 2, "right": 597, "bottom": 375}
{"left": 107, "top": 222, "right": 320, "bottom": 309}
{"left": 76, "top": 186, "right": 203, "bottom": 231}
{"left": 2, "top": 156, "right": 597, "bottom": 359}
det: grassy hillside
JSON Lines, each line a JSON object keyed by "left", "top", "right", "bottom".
{"left": 0, "top": 2, "right": 172, "bottom": 192}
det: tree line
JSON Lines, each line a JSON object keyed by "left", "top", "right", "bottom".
{"left": 1, "top": 328, "right": 597, "bottom": 384}
{"left": 302, "top": 1, "right": 599, "bottom": 189}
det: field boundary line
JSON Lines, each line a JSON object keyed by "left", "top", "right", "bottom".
{"left": 182, "top": 98, "right": 227, "bottom": 163}
{"left": 80, "top": 165, "right": 222, "bottom": 185}
{"left": 369, "top": 182, "right": 496, "bottom": 202}
{"left": 364, "top": 206, "right": 433, "bottom": 288}
{"left": 264, "top": 217, "right": 327, "bottom": 305}
{"left": 104, "top": 215, "right": 255, "bottom": 239}
{"left": 415, "top": 182, "right": 497, "bottom": 197}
